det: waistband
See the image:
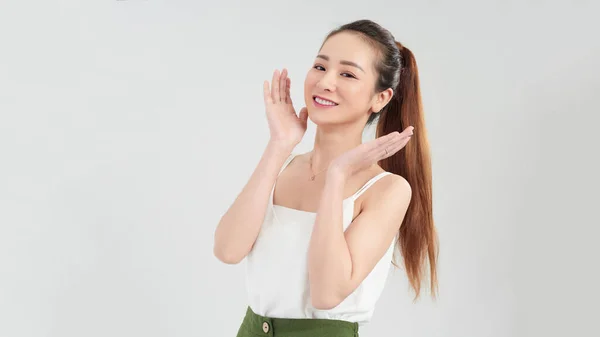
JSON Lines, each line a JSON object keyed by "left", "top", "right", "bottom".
{"left": 240, "top": 306, "right": 359, "bottom": 336}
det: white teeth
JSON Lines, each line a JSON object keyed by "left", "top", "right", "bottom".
{"left": 315, "top": 97, "right": 336, "bottom": 106}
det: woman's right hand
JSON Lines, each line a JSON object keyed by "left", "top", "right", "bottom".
{"left": 263, "top": 68, "right": 308, "bottom": 151}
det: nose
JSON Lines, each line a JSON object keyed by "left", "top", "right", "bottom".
{"left": 316, "top": 71, "right": 336, "bottom": 92}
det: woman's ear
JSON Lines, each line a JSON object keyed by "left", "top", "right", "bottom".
{"left": 371, "top": 88, "right": 394, "bottom": 113}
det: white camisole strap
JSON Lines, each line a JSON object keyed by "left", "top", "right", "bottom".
{"left": 279, "top": 153, "right": 297, "bottom": 175}
{"left": 349, "top": 171, "right": 393, "bottom": 201}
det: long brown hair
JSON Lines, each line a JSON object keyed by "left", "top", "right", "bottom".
{"left": 325, "top": 20, "right": 439, "bottom": 301}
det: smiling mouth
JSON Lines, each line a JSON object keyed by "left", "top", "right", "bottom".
{"left": 313, "top": 96, "right": 338, "bottom": 106}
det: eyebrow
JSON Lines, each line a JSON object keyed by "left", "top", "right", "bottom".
{"left": 316, "top": 54, "right": 365, "bottom": 73}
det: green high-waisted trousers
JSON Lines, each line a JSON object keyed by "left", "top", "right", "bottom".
{"left": 236, "top": 306, "right": 360, "bottom": 337}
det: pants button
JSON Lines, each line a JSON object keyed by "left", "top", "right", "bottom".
{"left": 262, "top": 321, "right": 270, "bottom": 333}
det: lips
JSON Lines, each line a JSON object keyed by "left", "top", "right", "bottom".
{"left": 313, "top": 95, "right": 338, "bottom": 106}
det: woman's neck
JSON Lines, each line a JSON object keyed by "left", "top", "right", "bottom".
{"left": 310, "top": 129, "right": 363, "bottom": 174}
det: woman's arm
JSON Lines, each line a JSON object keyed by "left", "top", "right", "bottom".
{"left": 213, "top": 141, "right": 292, "bottom": 264}
{"left": 308, "top": 171, "right": 411, "bottom": 309}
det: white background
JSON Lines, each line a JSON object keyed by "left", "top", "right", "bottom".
{"left": 1, "top": 1, "right": 598, "bottom": 336}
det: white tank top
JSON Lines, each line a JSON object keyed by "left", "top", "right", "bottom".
{"left": 245, "top": 152, "right": 398, "bottom": 326}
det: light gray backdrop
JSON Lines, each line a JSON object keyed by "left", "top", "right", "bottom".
{"left": 1, "top": 1, "right": 598, "bottom": 336}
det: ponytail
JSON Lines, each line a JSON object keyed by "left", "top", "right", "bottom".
{"left": 377, "top": 42, "right": 439, "bottom": 301}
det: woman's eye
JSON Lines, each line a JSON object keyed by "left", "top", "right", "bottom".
{"left": 313, "top": 65, "right": 355, "bottom": 79}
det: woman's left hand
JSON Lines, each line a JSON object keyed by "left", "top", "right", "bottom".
{"left": 328, "top": 126, "right": 414, "bottom": 180}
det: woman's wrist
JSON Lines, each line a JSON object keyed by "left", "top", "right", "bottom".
{"left": 267, "top": 139, "right": 296, "bottom": 155}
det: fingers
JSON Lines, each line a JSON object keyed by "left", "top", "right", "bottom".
{"left": 263, "top": 80, "right": 272, "bottom": 105}
{"left": 280, "top": 69, "right": 288, "bottom": 103}
{"left": 269, "top": 69, "right": 291, "bottom": 103}
{"left": 378, "top": 130, "right": 404, "bottom": 149}
{"left": 285, "top": 77, "right": 292, "bottom": 105}
{"left": 383, "top": 135, "right": 411, "bottom": 159}
{"left": 388, "top": 127, "right": 414, "bottom": 143}
{"left": 299, "top": 107, "right": 308, "bottom": 124}
{"left": 374, "top": 126, "right": 414, "bottom": 159}
{"left": 401, "top": 126, "right": 415, "bottom": 136}
{"left": 272, "top": 70, "right": 281, "bottom": 102}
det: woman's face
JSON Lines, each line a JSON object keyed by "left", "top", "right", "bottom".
{"left": 303, "top": 31, "right": 392, "bottom": 126}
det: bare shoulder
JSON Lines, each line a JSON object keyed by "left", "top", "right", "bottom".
{"left": 363, "top": 170, "right": 412, "bottom": 209}
{"left": 387, "top": 173, "right": 411, "bottom": 195}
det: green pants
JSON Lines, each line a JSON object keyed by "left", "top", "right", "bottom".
{"left": 236, "top": 306, "right": 360, "bottom": 337}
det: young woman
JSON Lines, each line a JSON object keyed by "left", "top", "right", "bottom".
{"left": 214, "top": 19, "right": 438, "bottom": 336}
